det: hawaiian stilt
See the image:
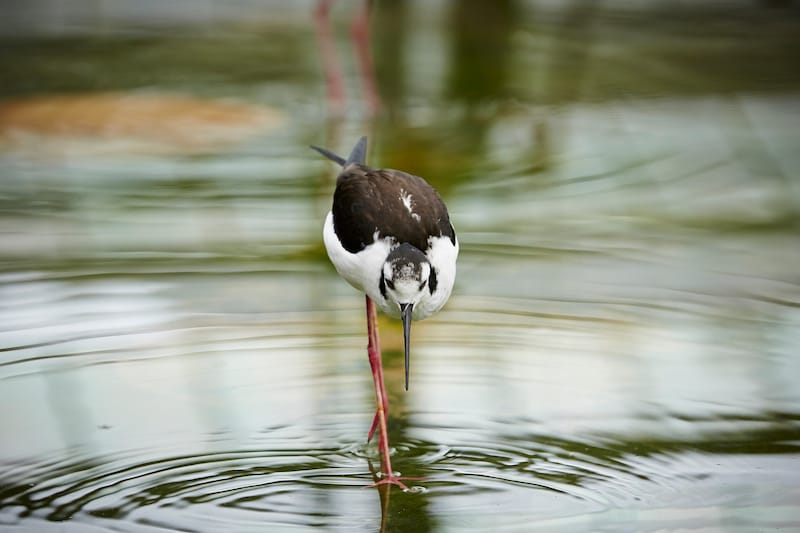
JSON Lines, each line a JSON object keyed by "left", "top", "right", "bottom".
{"left": 312, "top": 136, "right": 458, "bottom": 489}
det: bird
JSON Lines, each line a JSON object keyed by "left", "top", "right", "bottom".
{"left": 312, "top": 136, "right": 458, "bottom": 489}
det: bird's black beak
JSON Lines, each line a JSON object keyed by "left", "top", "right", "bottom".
{"left": 400, "top": 303, "right": 413, "bottom": 391}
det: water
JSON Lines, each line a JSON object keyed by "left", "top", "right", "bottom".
{"left": 1, "top": 1, "right": 800, "bottom": 531}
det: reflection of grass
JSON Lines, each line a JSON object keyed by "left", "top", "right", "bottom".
{"left": 514, "top": 6, "right": 800, "bottom": 102}
{"left": 0, "top": 253, "right": 329, "bottom": 278}
{"left": 3, "top": 5, "right": 798, "bottom": 104}
{"left": 0, "top": 29, "right": 314, "bottom": 98}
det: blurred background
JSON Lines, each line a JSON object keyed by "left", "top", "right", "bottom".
{"left": 1, "top": 1, "right": 799, "bottom": 531}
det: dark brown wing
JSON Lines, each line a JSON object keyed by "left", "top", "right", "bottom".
{"left": 332, "top": 163, "right": 455, "bottom": 254}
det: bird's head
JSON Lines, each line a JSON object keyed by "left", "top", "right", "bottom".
{"left": 380, "top": 243, "right": 434, "bottom": 391}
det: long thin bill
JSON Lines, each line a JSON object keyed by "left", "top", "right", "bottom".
{"left": 400, "top": 303, "right": 413, "bottom": 391}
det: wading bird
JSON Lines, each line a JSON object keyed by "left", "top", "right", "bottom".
{"left": 312, "top": 137, "right": 458, "bottom": 489}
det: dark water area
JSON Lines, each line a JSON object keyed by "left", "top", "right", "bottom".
{"left": 1, "top": 1, "right": 799, "bottom": 531}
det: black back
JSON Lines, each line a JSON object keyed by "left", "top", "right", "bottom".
{"left": 332, "top": 163, "right": 456, "bottom": 254}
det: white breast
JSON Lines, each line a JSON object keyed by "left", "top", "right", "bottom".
{"left": 323, "top": 211, "right": 458, "bottom": 321}
{"left": 323, "top": 210, "right": 391, "bottom": 295}
{"left": 415, "top": 234, "right": 459, "bottom": 320}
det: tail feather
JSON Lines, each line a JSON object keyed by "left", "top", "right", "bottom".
{"left": 310, "top": 136, "right": 367, "bottom": 167}
{"left": 310, "top": 145, "right": 346, "bottom": 166}
{"left": 345, "top": 136, "right": 367, "bottom": 165}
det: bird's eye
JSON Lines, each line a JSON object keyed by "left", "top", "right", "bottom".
{"left": 386, "top": 279, "right": 395, "bottom": 290}
{"left": 419, "top": 280, "right": 427, "bottom": 290}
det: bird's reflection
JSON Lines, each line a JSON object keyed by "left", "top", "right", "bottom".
{"left": 366, "top": 417, "right": 434, "bottom": 533}
{"left": 313, "top": 0, "right": 381, "bottom": 116}
{"left": 370, "top": 460, "right": 393, "bottom": 533}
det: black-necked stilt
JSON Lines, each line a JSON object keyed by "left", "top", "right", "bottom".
{"left": 312, "top": 136, "right": 458, "bottom": 489}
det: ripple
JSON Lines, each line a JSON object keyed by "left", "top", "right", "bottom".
{"left": 2, "top": 405, "right": 800, "bottom": 532}
{"left": 0, "top": 445, "right": 365, "bottom": 529}
{"left": 1, "top": 258, "right": 798, "bottom": 531}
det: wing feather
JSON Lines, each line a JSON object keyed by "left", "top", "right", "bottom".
{"left": 332, "top": 164, "right": 455, "bottom": 254}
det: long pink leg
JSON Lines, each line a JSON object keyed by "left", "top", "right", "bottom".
{"left": 350, "top": 0, "right": 381, "bottom": 116}
{"left": 366, "top": 299, "right": 387, "bottom": 443}
{"left": 365, "top": 295, "right": 409, "bottom": 490}
{"left": 314, "top": 0, "right": 346, "bottom": 116}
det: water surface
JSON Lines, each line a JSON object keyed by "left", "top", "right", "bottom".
{"left": 1, "top": 2, "right": 800, "bottom": 531}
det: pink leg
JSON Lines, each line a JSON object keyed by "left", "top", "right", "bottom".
{"left": 350, "top": 0, "right": 381, "bottom": 116}
{"left": 314, "top": 0, "right": 346, "bottom": 115}
{"left": 365, "top": 295, "right": 412, "bottom": 490}
{"left": 366, "top": 298, "right": 387, "bottom": 443}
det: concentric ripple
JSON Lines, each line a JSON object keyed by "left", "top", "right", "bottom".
{"left": 2, "top": 253, "right": 800, "bottom": 531}
{"left": 4, "top": 408, "right": 799, "bottom": 532}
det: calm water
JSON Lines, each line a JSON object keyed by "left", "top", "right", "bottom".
{"left": 2, "top": 1, "right": 800, "bottom": 531}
